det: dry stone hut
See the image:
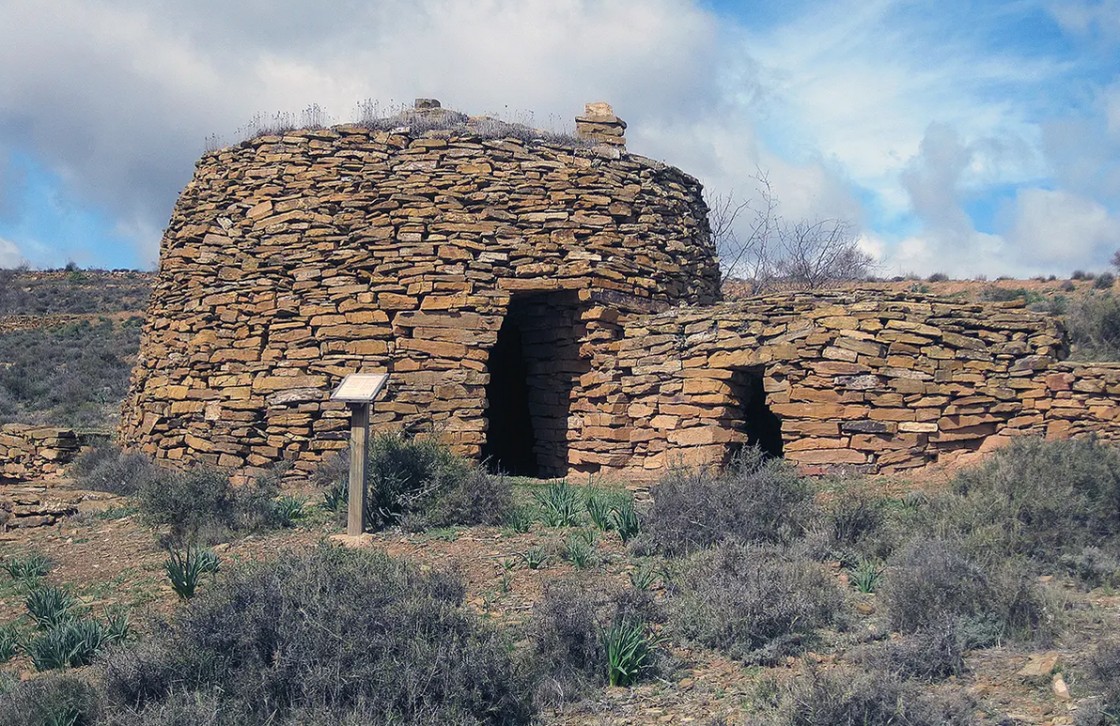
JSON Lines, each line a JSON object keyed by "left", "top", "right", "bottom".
{"left": 119, "top": 101, "right": 1120, "bottom": 480}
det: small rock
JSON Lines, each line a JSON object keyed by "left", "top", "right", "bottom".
{"left": 1052, "top": 674, "right": 1071, "bottom": 701}
{"left": 856, "top": 601, "right": 876, "bottom": 615}
{"left": 1019, "top": 651, "right": 1062, "bottom": 682}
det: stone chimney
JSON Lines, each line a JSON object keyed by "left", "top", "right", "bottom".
{"left": 575, "top": 102, "right": 626, "bottom": 147}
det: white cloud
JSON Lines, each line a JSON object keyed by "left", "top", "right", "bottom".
{"left": 0, "top": 0, "right": 729, "bottom": 264}
{"left": 1048, "top": 0, "right": 1120, "bottom": 43}
{"left": 1005, "top": 188, "right": 1120, "bottom": 269}
{"left": 0, "top": 236, "right": 26, "bottom": 268}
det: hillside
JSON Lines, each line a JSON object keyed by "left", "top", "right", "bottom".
{"left": 0, "top": 269, "right": 151, "bottom": 429}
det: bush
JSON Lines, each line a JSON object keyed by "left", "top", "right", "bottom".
{"left": 881, "top": 538, "right": 1051, "bottom": 645}
{"left": 530, "top": 580, "right": 663, "bottom": 702}
{"left": 1076, "top": 638, "right": 1120, "bottom": 725}
{"left": 136, "top": 466, "right": 289, "bottom": 543}
{"left": 1096, "top": 272, "right": 1116, "bottom": 289}
{"left": 776, "top": 665, "right": 976, "bottom": 725}
{"left": 402, "top": 469, "right": 512, "bottom": 531}
{"left": 668, "top": 543, "right": 845, "bottom": 663}
{"left": 639, "top": 447, "right": 816, "bottom": 557}
{"left": 927, "top": 272, "right": 949, "bottom": 282}
{"left": 99, "top": 546, "right": 531, "bottom": 725}
{"left": 137, "top": 468, "right": 239, "bottom": 542}
{"left": 946, "top": 437, "right": 1120, "bottom": 578}
{"left": 71, "top": 444, "right": 160, "bottom": 496}
{"left": 315, "top": 432, "right": 510, "bottom": 532}
{"left": 0, "top": 673, "right": 102, "bottom": 726}
{"left": 1065, "top": 292, "right": 1120, "bottom": 360}
{"left": 861, "top": 620, "right": 965, "bottom": 682}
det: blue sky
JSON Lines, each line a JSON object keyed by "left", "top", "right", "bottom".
{"left": 0, "top": 0, "right": 1118, "bottom": 277}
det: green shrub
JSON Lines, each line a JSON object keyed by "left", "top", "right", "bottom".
{"left": 504, "top": 505, "right": 535, "bottom": 533}
{"left": 1077, "top": 638, "right": 1120, "bottom": 725}
{"left": 776, "top": 664, "right": 976, "bottom": 725}
{"left": 26, "top": 619, "right": 108, "bottom": 671}
{"left": 519, "top": 547, "right": 547, "bottom": 569}
{"left": 164, "top": 546, "right": 220, "bottom": 600}
{"left": 639, "top": 447, "right": 816, "bottom": 557}
{"left": 562, "top": 530, "right": 598, "bottom": 569}
{"left": 1065, "top": 292, "right": 1120, "bottom": 360}
{"left": 534, "top": 481, "right": 581, "bottom": 527}
{"left": 70, "top": 445, "right": 159, "bottom": 496}
{"left": 585, "top": 491, "right": 615, "bottom": 531}
{"left": 945, "top": 437, "right": 1120, "bottom": 579}
{"left": 270, "top": 496, "right": 305, "bottom": 528}
{"left": 26, "top": 585, "right": 78, "bottom": 630}
{"left": 529, "top": 581, "right": 663, "bottom": 702}
{"left": 3, "top": 550, "right": 52, "bottom": 582}
{"left": 668, "top": 543, "right": 845, "bottom": 663}
{"left": 100, "top": 546, "right": 531, "bottom": 724}
{"left": 0, "top": 673, "right": 102, "bottom": 726}
{"left": 881, "top": 538, "right": 1050, "bottom": 645}
{"left": 0, "top": 624, "right": 18, "bottom": 662}
{"left": 846, "top": 558, "right": 884, "bottom": 594}
{"left": 610, "top": 500, "right": 641, "bottom": 543}
{"left": 1095, "top": 272, "right": 1116, "bottom": 289}
{"left": 604, "top": 619, "right": 659, "bottom": 687}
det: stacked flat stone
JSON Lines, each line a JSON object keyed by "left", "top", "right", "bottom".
{"left": 119, "top": 108, "right": 718, "bottom": 475}
{"left": 572, "top": 290, "right": 1119, "bottom": 477}
{"left": 0, "top": 424, "right": 80, "bottom": 482}
{"left": 575, "top": 102, "right": 627, "bottom": 147}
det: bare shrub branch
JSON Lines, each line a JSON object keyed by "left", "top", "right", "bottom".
{"left": 709, "top": 171, "right": 874, "bottom": 293}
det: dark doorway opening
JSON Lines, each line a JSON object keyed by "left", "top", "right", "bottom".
{"left": 481, "top": 291, "right": 586, "bottom": 477}
{"left": 729, "top": 367, "right": 783, "bottom": 459}
{"left": 481, "top": 317, "right": 537, "bottom": 476}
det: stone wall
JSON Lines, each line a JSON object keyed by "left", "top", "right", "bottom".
{"left": 0, "top": 424, "right": 80, "bottom": 482}
{"left": 572, "top": 290, "right": 1120, "bottom": 477}
{"left": 119, "top": 112, "right": 719, "bottom": 475}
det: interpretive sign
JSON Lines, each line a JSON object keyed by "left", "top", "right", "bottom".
{"left": 331, "top": 373, "right": 390, "bottom": 536}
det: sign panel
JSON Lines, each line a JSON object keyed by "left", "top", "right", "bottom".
{"left": 331, "top": 373, "right": 389, "bottom": 403}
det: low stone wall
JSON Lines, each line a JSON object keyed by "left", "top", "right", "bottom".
{"left": 0, "top": 424, "right": 81, "bottom": 482}
{"left": 570, "top": 290, "right": 1115, "bottom": 477}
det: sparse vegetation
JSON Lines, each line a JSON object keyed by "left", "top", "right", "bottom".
{"left": 776, "top": 664, "right": 977, "bottom": 725}
{"left": 0, "top": 317, "right": 142, "bottom": 427}
{"left": 2, "top": 550, "right": 52, "bottom": 583}
{"left": 638, "top": 447, "right": 816, "bottom": 557}
{"left": 97, "top": 545, "right": 531, "bottom": 724}
{"left": 668, "top": 542, "right": 846, "bottom": 663}
{"left": 1065, "top": 291, "right": 1120, "bottom": 360}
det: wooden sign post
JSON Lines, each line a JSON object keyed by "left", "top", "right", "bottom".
{"left": 330, "top": 373, "right": 389, "bottom": 536}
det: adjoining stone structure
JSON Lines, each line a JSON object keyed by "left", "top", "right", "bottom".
{"left": 0, "top": 424, "right": 80, "bottom": 482}
{"left": 120, "top": 102, "right": 1120, "bottom": 480}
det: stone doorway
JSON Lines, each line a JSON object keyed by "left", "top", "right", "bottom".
{"left": 729, "top": 367, "right": 783, "bottom": 459}
{"left": 481, "top": 290, "right": 586, "bottom": 477}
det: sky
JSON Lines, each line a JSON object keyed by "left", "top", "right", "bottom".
{"left": 0, "top": 0, "right": 1118, "bottom": 278}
